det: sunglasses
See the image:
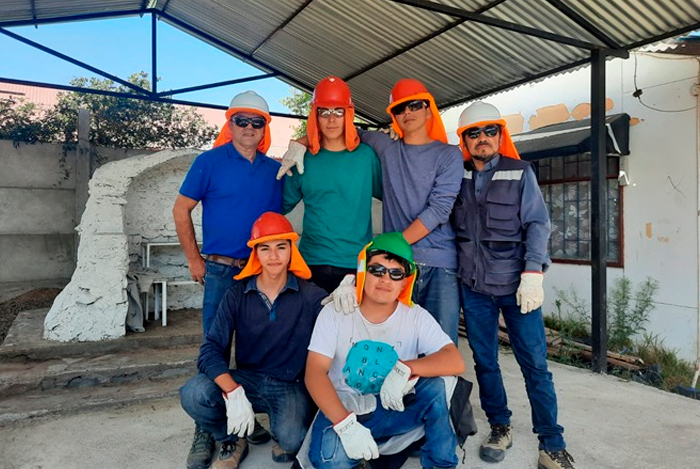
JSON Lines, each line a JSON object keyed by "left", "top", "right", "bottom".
{"left": 463, "top": 124, "right": 500, "bottom": 140}
{"left": 367, "top": 263, "right": 408, "bottom": 281}
{"left": 317, "top": 107, "right": 346, "bottom": 118}
{"left": 232, "top": 115, "right": 266, "bottom": 129}
{"left": 390, "top": 99, "right": 428, "bottom": 116}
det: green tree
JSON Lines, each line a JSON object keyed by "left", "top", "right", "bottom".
{"left": 280, "top": 88, "right": 311, "bottom": 139}
{"left": 1, "top": 72, "right": 218, "bottom": 149}
{"left": 0, "top": 97, "right": 49, "bottom": 144}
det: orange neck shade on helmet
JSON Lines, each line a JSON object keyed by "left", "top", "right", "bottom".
{"left": 307, "top": 76, "right": 360, "bottom": 155}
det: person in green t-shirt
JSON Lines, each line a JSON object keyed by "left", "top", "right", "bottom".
{"left": 280, "top": 76, "right": 382, "bottom": 294}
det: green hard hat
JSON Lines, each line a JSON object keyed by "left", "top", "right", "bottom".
{"left": 366, "top": 232, "right": 415, "bottom": 274}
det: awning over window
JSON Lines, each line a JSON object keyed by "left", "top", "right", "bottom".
{"left": 512, "top": 113, "right": 630, "bottom": 161}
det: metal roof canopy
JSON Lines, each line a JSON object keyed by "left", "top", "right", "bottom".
{"left": 2, "top": 1, "right": 700, "bottom": 371}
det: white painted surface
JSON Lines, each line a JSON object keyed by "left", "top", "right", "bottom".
{"left": 44, "top": 149, "right": 199, "bottom": 342}
{"left": 444, "top": 52, "right": 700, "bottom": 361}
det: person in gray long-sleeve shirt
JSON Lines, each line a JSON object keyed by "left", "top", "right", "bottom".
{"left": 452, "top": 101, "right": 575, "bottom": 469}
{"left": 358, "top": 78, "right": 463, "bottom": 344}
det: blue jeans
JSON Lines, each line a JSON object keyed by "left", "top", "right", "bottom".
{"left": 180, "top": 370, "right": 315, "bottom": 453}
{"left": 308, "top": 378, "right": 458, "bottom": 469}
{"left": 202, "top": 260, "right": 241, "bottom": 336}
{"left": 460, "top": 285, "right": 565, "bottom": 451}
{"left": 413, "top": 265, "right": 460, "bottom": 345}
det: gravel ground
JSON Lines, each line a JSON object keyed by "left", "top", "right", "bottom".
{"left": 0, "top": 288, "right": 61, "bottom": 344}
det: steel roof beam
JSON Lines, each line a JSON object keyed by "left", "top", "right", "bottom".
{"left": 29, "top": 0, "right": 37, "bottom": 27}
{"left": 0, "top": 75, "right": 306, "bottom": 120}
{"left": 345, "top": 0, "right": 506, "bottom": 81}
{"left": 250, "top": 0, "right": 314, "bottom": 56}
{"left": 159, "top": 73, "right": 278, "bottom": 97}
{"left": 0, "top": 26, "right": 151, "bottom": 96}
{"left": 544, "top": 0, "right": 623, "bottom": 50}
{"left": 0, "top": 9, "right": 146, "bottom": 28}
{"left": 389, "top": 0, "right": 629, "bottom": 58}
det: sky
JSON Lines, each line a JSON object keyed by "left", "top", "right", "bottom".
{"left": 0, "top": 15, "right": 298, "bottom": 113}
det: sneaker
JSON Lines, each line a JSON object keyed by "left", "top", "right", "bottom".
{"left": 271, "top": 442, "right": 295, "bottom": 463}
{"left": 186, "top": 424, "right": 215, "bottom": 469}
{"left": 538, "top": 449, "right": 575, "bottom": 469}
{"left": 479, "top": 424, "right": 513, "bottom": 463}
{"left": 246, "top": 419, "right": 271, "bottom": 445}
{"left": 212, "top": 439, "right": 249, "bottom": 469}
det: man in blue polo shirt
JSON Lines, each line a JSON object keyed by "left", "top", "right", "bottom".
{"left": 180, "top": 212, "right": 327, "bottom": 469}
{"left": 173, "top": 91, "right": 282, "bottom": 468}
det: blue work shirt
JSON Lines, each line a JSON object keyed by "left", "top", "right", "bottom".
{"left": 359, "top": 130, "right": 462, "bottom": 269}
{"left": 197, "top": 273, "right": 327, "bottom": 383}
{"left": 179, "top": 143, "right": 283, "bottom": 259}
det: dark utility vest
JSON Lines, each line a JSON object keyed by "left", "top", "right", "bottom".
{"left": 453, "top": 157, "right": 532, "bottom": 296}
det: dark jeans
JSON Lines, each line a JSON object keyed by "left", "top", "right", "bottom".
{"left": 180, "top": 370, "right": 315, "bottom": 453}
{"left": 413, "top": 265, "right": 460, "bottom": 345}
{"left": 308, "top": 378, "right": 458, "bottom": 469}
{"left": 309, "top": 264, "right": 355, "bottom": 295}
{"left": 202, "top": 260, "right": 241, "bottom": 336}
{"left": 460, "top": 284, "right": 566, "bottom": 451}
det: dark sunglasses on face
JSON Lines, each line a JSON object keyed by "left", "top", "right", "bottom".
{"left": 366, "top": 263, "right": 408, "bottom": 281}
{"left": 232, "top": 115, "right": 266, "bottom": 129}
{"left": 463, "top": 124, "right": 500, "bottom": 140}
{"left": 317, "top": 107, "right": 346, "bottom": 118}
{"left": 390, "top": 99, "right": 428, "bottom": 116}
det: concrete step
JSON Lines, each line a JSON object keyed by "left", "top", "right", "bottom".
{"left": 0, "top": 307, "right": 203, "bottom": 362}
{"left": 0, "top": 344, "right": 198, "bottom": 398}
{"left": 0, "top": 374, "right": 188, "bottom": 426}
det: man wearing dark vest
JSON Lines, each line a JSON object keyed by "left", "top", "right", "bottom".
{"left": 452, "top": 102, "right": 575, "bottom": 469}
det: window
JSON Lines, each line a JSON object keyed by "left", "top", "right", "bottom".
{"left": 536, "top": 153, "right": 622, "bottom": 265}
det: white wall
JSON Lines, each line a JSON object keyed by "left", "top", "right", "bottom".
{"left": 443, "top": 52, "right": 700, "bottom": 361}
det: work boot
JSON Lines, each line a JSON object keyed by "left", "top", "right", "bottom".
{"left": 186, "top": 424, "right": 215, "bottom": 469}
{"left": 271, "top": 441, "right": 295, "bottom": 463}
{"left": 538, "top": 449, "right": 575, "bottom": 469}
{"left": 479, "top": 424, "right": 513, "bottom": 462}
{"left": 246, "top": 419, "right": 271, "bottom": 445}
{"left": 212, "top": 439, "right": 249, "bottom": 469}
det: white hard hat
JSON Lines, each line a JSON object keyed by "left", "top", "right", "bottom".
{"left": 228, "top": 90, "right": 269, "bottom": 116}
{"left": 458, "top": 101, "right": 501, "bottom": 130}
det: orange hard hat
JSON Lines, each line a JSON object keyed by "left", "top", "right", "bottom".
{"left": 385, "top": 78, "right": 448, "bottom": 143}
{"left": 236, "top": 212, "right": 312, "bottom": 280}
{"left": 249, "top": 212, "right": 295, "bottom": 245}
{"left": 313, "top": 76, "right": 353, "bottom": 108}
{"left": 389, "top": 78, "right": 428, "bottom": 104}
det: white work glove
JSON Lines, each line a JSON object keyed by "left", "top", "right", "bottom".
{"left": 276, "top": 141, "right": 306, "bottom": 180}
{"left": 223, "top": 386, "right": 255, "bottom": 438}
{"left": 320, "top": 274, "right": 357, "bottom": 315}
{"left": 380, "top": 361, "right": 419, "bottom": 412}
{"left": 380, "top": 126, "right": 400, "bottom": 140}
{"left": 516, "top": 272, "right": 544, "bottom": 314}
{"left": 333, "top": 413, "right": 379, "bottom": 461}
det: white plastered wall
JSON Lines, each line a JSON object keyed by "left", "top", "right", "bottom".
{"left": 44, "top": 149, "right": 199, "bottom": 342}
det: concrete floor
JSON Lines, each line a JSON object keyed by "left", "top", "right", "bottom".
{"left": 1, "top": 339, "right": 699, "bottom": 469}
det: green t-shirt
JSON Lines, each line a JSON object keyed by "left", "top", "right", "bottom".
{"left": 282, "top": 143, "right": 383, "bottom": 269}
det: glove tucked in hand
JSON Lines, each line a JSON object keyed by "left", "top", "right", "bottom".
{"left": 380, "top": 361, "right": 419, "bottom": 412}
{"left": 223, "top": 386, "right": 255, "bottom": 438}
{"left": 516, "top": 272, "right": 544, "bottom": 314}
{"left": 276, "top": 141, "right": 306, "bottom": 180}
{"left": 320, "top": 274, "right": 357, "bottom": 315}
{"left": 333, "top": 413, "right": 379, "bottom": 461}
{"left": 379, "top": 127, "right": 400, "bottom": 141}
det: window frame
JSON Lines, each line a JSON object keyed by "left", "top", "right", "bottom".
{"left": 534, "top": 153, "right": 624, "bottom": 267}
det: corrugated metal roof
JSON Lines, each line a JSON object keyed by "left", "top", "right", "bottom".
{"left": 1, "top": 0, "right": 699, "bottom": 124}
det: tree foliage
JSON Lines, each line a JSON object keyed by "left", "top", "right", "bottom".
{"left": 0, "top": 72, "right": 218, "bottom": 149}
{"left": 280, "top": 88, "right": 311, "bottom": 139}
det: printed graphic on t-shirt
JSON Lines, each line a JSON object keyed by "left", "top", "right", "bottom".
{"left": 343, "top": 339, "right": 398, "bottom": 394}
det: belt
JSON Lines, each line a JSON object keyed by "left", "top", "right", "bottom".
{"left": 206, "top": 254, "right": 248, "bottom": 269}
